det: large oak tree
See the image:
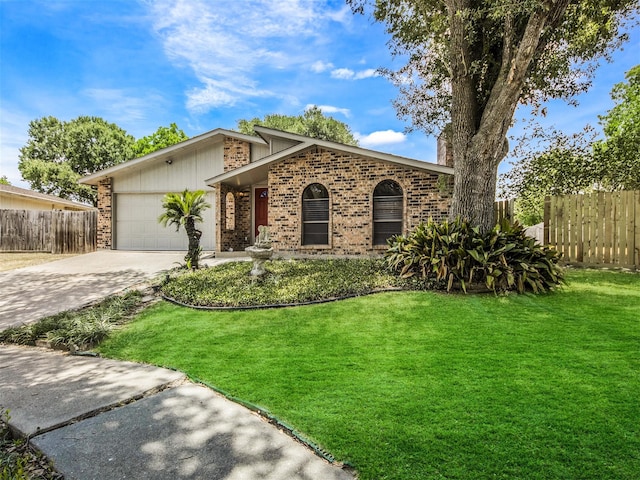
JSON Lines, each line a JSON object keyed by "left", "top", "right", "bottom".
{"left": 350, "top": 0, "right": 637, "bottom": 232}
{"left": 19, "top": 116, "right": 135, "bottom": 205}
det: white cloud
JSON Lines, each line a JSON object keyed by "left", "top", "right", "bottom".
{"left": 186, "top": 77, "right": 274, "bottom": 112}
{"left": 147, "top": 0, "right": 349, "bottom": 113}
{"left": 356, "top": 130, "right": 406, "bottom": 147}
{"left": 82, "top": 88, "right": 151, "bottom": 121}
{"left": 330, "top": 67, "right": 379, "bottom": 80}
{"left": 311, "top": 60, "right": 334, "bottom": 73}
{"left": 306, "top": 104, "right": 351, "bottom": 117}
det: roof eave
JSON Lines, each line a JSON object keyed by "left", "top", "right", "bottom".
{"left": 79, "top": 128, "right": 267, "bottom": 185}
{"left": 251, "top": 125, "right": 454, "bottom": 175}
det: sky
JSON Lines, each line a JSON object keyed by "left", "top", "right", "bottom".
{"left": 1, "top": 0, "right": 638, "bottom": 189}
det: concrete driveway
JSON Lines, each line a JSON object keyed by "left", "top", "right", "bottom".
{"left": 0, "top": 251, "right": 213, "bottom": 330}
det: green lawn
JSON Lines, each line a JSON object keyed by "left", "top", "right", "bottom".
{"left": 99, "top": 269, "right": 640, "bottom": 480}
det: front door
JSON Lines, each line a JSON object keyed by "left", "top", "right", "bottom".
{"left": 254, "top": 188, "right": 268, "bottom": 236}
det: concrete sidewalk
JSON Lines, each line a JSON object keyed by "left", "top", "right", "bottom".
{"left": 0, "top": 345, "right": 355, "bottom": 480}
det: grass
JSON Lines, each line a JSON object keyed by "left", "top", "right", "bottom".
{"left": 99, "top": 268, "right": 640, "bottom": 480}
{"left": 0, "top": 253, "right": 78, "bottom": 272}
{"left": 161, "top": 258, "right": 415, "bottom": 307}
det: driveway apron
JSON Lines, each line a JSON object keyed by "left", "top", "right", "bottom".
{"left": 0, "top": 251, "right": 191, "bottom": 329}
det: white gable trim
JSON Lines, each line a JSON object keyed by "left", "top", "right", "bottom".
{"left": 80, "top": 128, "right": 267, "bottom": 185}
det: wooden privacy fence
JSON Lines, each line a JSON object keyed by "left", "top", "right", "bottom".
{"left": 0, "top": 209, "right": 97, "bottom": 254}
{"left": 544, "top": 191, "right": 639, "bottom": 268}
{"left": 494, "top": 199, "right": 515, "bottom": 224}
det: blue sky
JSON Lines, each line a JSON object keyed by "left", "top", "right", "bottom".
{"left": 1, "top": 0, "right": 638, "bottom": 188}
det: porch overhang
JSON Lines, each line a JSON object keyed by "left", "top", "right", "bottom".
{"left": 205, "top": 142, "right": 312, "bottom": 188}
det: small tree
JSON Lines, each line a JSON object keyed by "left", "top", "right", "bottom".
{"left": 158, "top": 189, "right": 211, "bottom": 269}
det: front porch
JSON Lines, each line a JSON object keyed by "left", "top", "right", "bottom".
{"left": 215, "top": 183, "right": 268, "bottom": 254}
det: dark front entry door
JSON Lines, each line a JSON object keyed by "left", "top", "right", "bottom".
{"left": 255, "top": 188, "right": 268, "bottom": 236}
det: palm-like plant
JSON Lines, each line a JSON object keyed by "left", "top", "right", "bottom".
{"left": 158, "top": 189, "right": 211, "bottom": 269}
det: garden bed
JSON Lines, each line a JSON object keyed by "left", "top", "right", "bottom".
{"left": 160, "top": 258, "right": 420, "bottom": 308}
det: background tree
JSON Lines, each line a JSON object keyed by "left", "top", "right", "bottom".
{"left": 350, "top": 0, "right": 636, "bottom": 233}
{"left": 0, "top": 176, "right": 10, "bottom": 185}
{"left": 500, "top": 64, "right": 640, "bottom": 225}
{"left": 237, "top": 106, "right": 359, "bottom": 145}
{"left": 158, "top": 189, "right": 211, "bottom": 269}
{"left": 593, "top": 64, "right": 640, "bottom": 190}
{"left": 133, "top": 123, "right": 189, "bottom": 157}
{"left": 499, "top": 126, "right": 598, "bottom": 225}
{"left": 18, "top": 116, "right": 135, "bottom": 205}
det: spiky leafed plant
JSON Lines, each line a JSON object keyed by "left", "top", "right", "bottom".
{"left": 158, "top": 189, "right": 211, "bottom": 269}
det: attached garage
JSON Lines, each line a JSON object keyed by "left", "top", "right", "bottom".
{"left": 114, "top": 193, "right": 216, "bottom": 251}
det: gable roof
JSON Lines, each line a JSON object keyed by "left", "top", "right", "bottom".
{"left": 0, "top": 184, "right": 96, "bottom": 210}
{"left": 204, "top": 126, "right": 454, "bottom": 187}
{"left": 79, "top": 128, "right": 266, "bottom": 186}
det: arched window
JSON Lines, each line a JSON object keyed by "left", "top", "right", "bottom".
{"left": 373, "top": 180, "right": 403, "bottom": 245}
{"left": 225, "top": 192, "right": 235, "bottom": 230}
{"left": 302, "top": 183, "right": 329, "bottom": 245}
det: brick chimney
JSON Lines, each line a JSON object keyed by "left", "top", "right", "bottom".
{"left": 437, "top": 126, "right": 453, "bottom": 168}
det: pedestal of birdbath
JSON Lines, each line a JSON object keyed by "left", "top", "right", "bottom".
{"left": 245, "top": 245, "right": 273, "bottom": 276}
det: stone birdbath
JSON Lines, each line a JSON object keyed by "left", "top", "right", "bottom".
{"left": 245, "top": 225, "right": 273, "bottom": 276}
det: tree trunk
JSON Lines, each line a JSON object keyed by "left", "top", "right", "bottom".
{"left": 445, "top": 0, "right": 569, "bottom": 234}
{"left": 450, "top": 143, "right": 501, "bottom": 232}
{"left": 184, "top": 216, "right": 202, "bottom": 269}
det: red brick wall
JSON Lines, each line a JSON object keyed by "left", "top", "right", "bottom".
{"left": 267, "top": 148, "right": 452, "bottom": 255}
{"left": 97, "top": 178, "right": 112, "bottom": 249}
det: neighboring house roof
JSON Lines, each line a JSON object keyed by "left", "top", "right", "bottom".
{"left": 0, "top": 184, "right": 96, "bottom": 210}
{"left": 205, "top": 126, "right": 454, "bottom": 187}
{"left": 79, "top": 128, "right": 266, "bottom": 186}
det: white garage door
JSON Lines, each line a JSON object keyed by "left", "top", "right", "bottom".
{"left": 115, "top": 193, "right": 216, "bottom": 251}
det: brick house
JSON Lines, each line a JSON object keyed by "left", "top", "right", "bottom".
{"left": 80, "top": 126, "right": 453, "bottom": 255}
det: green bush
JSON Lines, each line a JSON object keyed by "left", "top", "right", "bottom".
{"left": 385, "top": 218, "right": 564, "bottom": 293}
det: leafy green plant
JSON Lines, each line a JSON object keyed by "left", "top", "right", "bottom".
{"left": 0, "top": 291, "right": 143, "bottom": 349}
{"left": 385, "top": 217, "right": 564, "bottom": 293}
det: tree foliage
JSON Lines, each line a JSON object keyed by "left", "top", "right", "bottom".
{"left": 0, "top": 176, "right": 10, "bottom": 185}
{"left": 499, "top": 125, "right": 598, "bottom": 224}
{"left": 237, "top": 106, "right": 359, "bottom": 145}
{"left": 593, "top": 64, "right": 640, "bottom": 190}
{"left": 350, "top": 0, "right": 637, "bottom": 232}
{"left": 18, "top": 116, "right": 135, "bottom": 205}
{"left": 159, "top": 189, "right": 211, "bottom": 269}
{"left": 500, "top": 65, "right": 640, "bottom": 225}
{"left": 133, "top": 123, "right": 189, "bottom": 157}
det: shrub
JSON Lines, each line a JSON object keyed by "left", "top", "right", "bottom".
{"left": 385, "top": 218, "right": 564, "bottom": 293}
